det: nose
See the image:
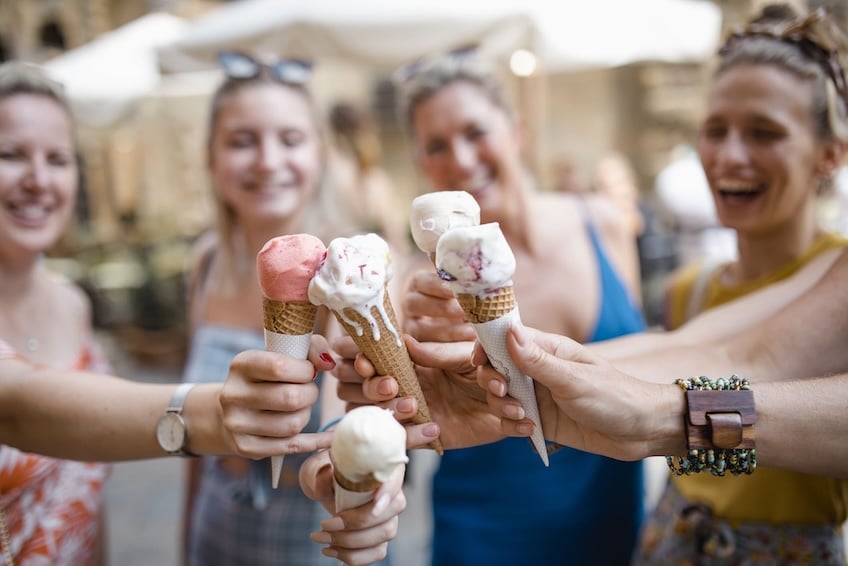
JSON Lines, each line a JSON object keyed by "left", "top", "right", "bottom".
{"left": 21, "top": 155, "right": 50, "bottom": 192}
{"left": 255, "top": 137, "right": 284, "bottom": 172}
{"left": 713, "top": 130, "right": 749, "bottom": 166}
{"left": 450, "top": 138, "right": 477, "bottom": 173}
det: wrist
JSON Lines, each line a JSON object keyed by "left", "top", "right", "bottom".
{"left": 182, "top": 384, "right": 226, "bottom": 456}
{"left": 651, "top": 383, "right": 687, "bottom": 457}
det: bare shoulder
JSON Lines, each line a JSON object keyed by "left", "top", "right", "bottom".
{"left": 581, "top": 193, "right": 626, "bottom": 233}
{"left": 529, "top": 193, "right": 583, "bottom": 237}
{"left": 46, "top": 271, "right": 92, "bottom": 324}
{"left": 188, "top": 231, "right": 218, "bottom": 273}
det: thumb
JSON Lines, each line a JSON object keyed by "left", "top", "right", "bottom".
{"left": 506, "top": 323, "right": 586, "bottom": 394}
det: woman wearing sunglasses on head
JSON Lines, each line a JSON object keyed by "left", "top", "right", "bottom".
{"left": 179, "top": 52, "right": 382, "bottom": 566}
{"left": 337, "top": 46, "right": 647, "bottom": 565}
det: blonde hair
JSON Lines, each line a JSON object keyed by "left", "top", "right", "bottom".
{"left": 204, "top": 76, "right": 338, "bottom": 294}
{"left": 397, "top": 53, "right": 514, "bottom": 134}
{"left": 0, "top": 61, "right": 70, "bottom": 112}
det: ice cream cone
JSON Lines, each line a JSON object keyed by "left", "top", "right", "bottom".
{"left": 332, "top": 464, "right": 382, "bottom": 512}
{"left": 262, "top": 297, "right": 318, "bottom": 488}
{"left": 455, "top": 286, "right": 549, "bottom": 466}
{"left": 332, "top": 290, "right": 443, "bottom": 454}
{"left": 456, "top": 286, "right": 516, "bottom": 323}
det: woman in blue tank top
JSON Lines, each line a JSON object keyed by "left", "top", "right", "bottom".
{"left": 394, "top": 52, "right": 647, "bottom": 565}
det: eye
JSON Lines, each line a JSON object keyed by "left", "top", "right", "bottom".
{"left": 701, "top": 124, "right": 726, "bottom": 140}
{"left": 0, "top": 148, "right": 24, "bottom": 160}
{"left": 47, "top": 152, "right": 72, "bottom": 167}
{"left": 465, "top": 125, "right": 486, "bottom": 141}
{"left": 227, "top": 132, "right": 257, "bottom": 149}
{"left": 425, "top": 138, "right": 448, "bottom": 156}
{"left": 750, "top": 128, "right": 781, "bottom": 141}
{"left": 281, "top": 129, "right": 305, "bottom": 147}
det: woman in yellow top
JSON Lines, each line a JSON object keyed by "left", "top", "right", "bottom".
{"left": 643, "top": 5, "right": 848, "bottom": 563}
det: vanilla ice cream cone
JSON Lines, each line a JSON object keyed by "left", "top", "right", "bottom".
{"left": 455, "top": 287, "right": 548, "bottom": 466}
{"left": 332, "top": 290, "right": 443, "bottom": 454}
{"left": 436, "top": 224, "right": 549, "bottom": 466}
{"left": 330, "top": 406, "right": 408, "bottom": 512}
{"left": 332, "top": 463, "right": 382, "bottom": 512}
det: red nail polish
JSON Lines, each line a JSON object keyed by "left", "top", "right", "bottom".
{"left": 319, "top": 352, "right": 336, "bottom": 367}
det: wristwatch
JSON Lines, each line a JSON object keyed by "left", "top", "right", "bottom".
{"left": 155, "top": 383, "right": 198, "bottom": 456}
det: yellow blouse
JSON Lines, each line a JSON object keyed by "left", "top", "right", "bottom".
{"left": 665, "top": 232, "right": 848, "bottom": 525}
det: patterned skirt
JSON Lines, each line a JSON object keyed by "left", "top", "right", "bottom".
{"left": 633, "top": 482, "right": 846, "bottom": 565}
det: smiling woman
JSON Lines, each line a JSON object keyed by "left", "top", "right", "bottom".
{"left": 0, "top": 61, "right": 111, "bottom": 566}
{"left": 179, "top": 55, "right": 365, "bottom": 565}
{"left": 648, "top": 4, "right": 848, "bottom": 564}
{"left": 389, "top": 50, "right": 647, "bottom": 566}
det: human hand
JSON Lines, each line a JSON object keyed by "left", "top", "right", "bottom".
{"left": 401, "top": 270, "right": 476, "bottom": 342}
{"left": 299, "top": 450, "right": 406, "bottom": 565}
{"left": 220, "top": 335, "right": 336, "bottom": 458}
{"left": 334, "top": 334, "right": 503, "bottom": 450}
{"left": 476, "top": 323, "right": 684, "bottom": 461}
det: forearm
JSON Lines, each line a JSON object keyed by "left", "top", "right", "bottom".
{"left": 0, "top": 358, "right": 229, "bottom": 460}
{"left": 590, "top": 248, "right": 844, "bottom": 363}
{"left": 754, "top": 375, "right": 848, "bottom": 478}
{"left": 645, "top": 374, "right": 848, "bottom": 478}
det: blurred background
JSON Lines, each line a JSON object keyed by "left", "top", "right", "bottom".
{"left": 1, "top": 0, "right": 844, "bottom": 349}
{"left": 3, "top": 0, "right": 848, "bottom": 563}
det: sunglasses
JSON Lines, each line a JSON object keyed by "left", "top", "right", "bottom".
{"left": 393, "top": 43, "right": 479, "bottom": 84}
{"left": 217, "top": 51, "right": 313, "bottom": 85}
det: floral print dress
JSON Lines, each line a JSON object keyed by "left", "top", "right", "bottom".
{"left": 0, "top": 339, "right": 110, "bottom": 565}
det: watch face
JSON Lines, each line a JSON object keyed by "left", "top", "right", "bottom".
{"left": 156, "top": 412, "right": 186, "bottom": 453}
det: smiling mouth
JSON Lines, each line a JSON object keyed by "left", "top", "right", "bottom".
{"left": 8, "top": 203, "right": 52, "bottom": 222}
{"left": 716, "top": 182, "right": 763, "bottom": 204}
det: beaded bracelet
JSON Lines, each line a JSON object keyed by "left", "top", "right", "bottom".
{"left": 666, "top": 375, "right": 757, "bottom": 477}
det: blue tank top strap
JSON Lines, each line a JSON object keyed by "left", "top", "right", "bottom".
{"left": 574, "top": 197, "right": 646, "bottom": 342}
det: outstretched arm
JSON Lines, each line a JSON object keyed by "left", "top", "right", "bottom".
{"left": 589, "top": 248, "right": 844, "bottom": 361}
{"left": 0, "top": 339, "right": 336, "bottom": 461}
{"left": 479, "top": 324, "right": 848, "bottom": 478}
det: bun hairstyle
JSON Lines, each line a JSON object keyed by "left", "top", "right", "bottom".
{"left": 717, "top": 4, "right": 848, "bottom": 142}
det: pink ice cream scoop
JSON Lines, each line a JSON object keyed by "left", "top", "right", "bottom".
{"left": 257, "top": 234, "right": 327, "bottom": 301}
{"left": 256, "top": 233, "right": 327, "bottom": 489}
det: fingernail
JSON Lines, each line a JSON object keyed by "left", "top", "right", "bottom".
{"left": 504, "top": 403, "right": 525, "bottom": 420}
{"left": 320, "top": 352, "right": 335, "bottom": 366}
{"left": 321, "top": 547, "right": 338, "bottom": 558}
{"left": 517, "top": 422, "right": 534, "bottom": 436}
{"left": 397, "top": 397, "right": 415, "bottom": 413}
{"left": 372, "top": 493, "right": 390, "bottom": 516}
{"left": 313, "top": 368, "right": 319, "bottom": 381}
{"left": 488, "top": 380, "right": 506, "bottom": 397}
{"left": 321, "top": 516, "right": 344, "bottom": 531}
{"left": 377, "top": 377, "right": 394, "bottom": 396}
{"left": 423, "top": 423, "right": 440, "bottom": 438}
{"left": 310, "top": 531, "right": 332, "bottom": 544}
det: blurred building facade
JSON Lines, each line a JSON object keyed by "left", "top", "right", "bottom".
{"left": 3, "top": 0, "right": 847, "bottom": 357}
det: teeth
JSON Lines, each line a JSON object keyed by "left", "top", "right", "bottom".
{"left": 465, "top": 174, "right": 489, "bottom": 192}
{"left": 716, "top": 179, "right": 759, "bottom": 193}
{"left": 15, "top": 204, "right": 49, "bottom": 220}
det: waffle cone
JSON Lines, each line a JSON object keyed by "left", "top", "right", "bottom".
{"left": 333, "top": 467, "right": 381, "bottom": 493}
{"left": 456, "top": 286, "right": 516, "bottom": 323}
{"left": 263, "top": 297, "right": 318, "bottom": 334}
{"left": 333, "top": 290, "right": 443, "bottom": 454}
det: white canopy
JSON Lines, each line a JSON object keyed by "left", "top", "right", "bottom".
{"left": 44, "top": 12, "right": 189, "bottom": 127}
{"left": 157, "top": 0, "right": 723, "bottom": 74}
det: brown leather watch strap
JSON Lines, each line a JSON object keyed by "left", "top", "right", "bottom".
{"left": 685, "top": 389, "right": 756, "bottom": 450}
